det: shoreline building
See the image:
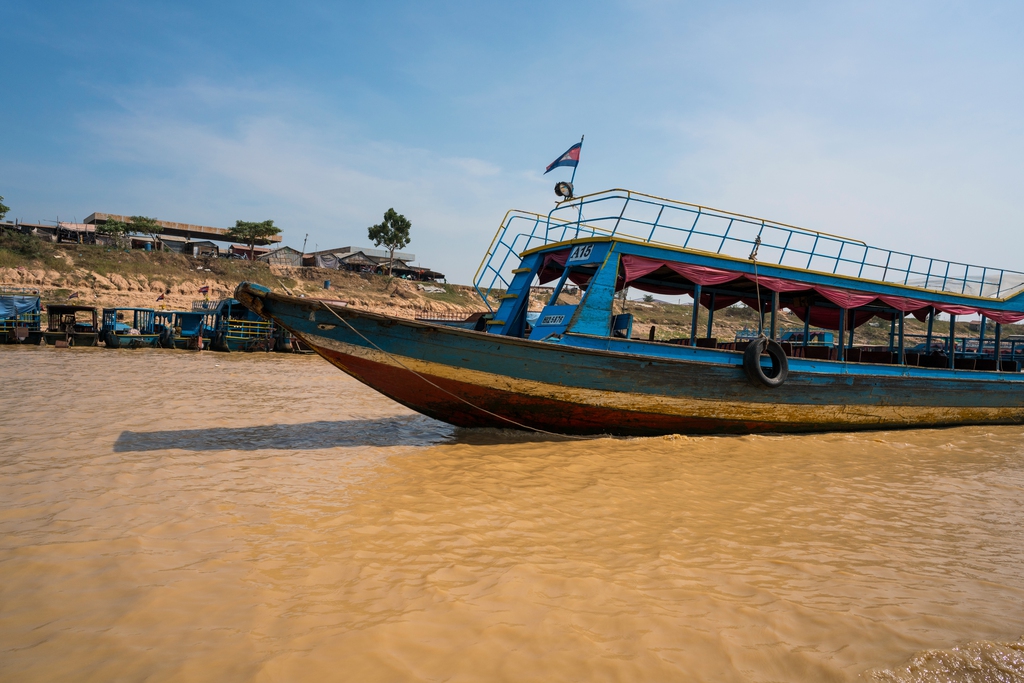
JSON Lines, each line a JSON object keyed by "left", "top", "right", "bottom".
{"left": 303, "top": 246, "right": 444, "bottom": 281}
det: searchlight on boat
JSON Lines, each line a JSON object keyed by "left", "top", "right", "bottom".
{"left": 554, "top": 181, "right": 574, "bottom": 200}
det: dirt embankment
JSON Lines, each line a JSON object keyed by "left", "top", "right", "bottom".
{"left": 0, "top": 238, "right": 494, "bottom": 319}
{"left": 2, "top": 234, "right": 1005, "bottom": 344}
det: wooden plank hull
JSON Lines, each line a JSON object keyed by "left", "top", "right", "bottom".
{"left": 43, "top": 331, "right": 99, "bottom": 347}
{"left": 237, "top": 286, "right": 1024, "bottom": 436}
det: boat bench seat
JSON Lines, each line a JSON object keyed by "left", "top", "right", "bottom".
{"left": 694, "top": 338, "right": 718, "bottom": 348}
{"left": 954, "top": 357, "right": 977, "bottom": 370}
{"left": 918, "top": 354, "right": 950, "bottom": 368}
{"left": 860, "top": 350, "right": 894, "bottom": 364}
{"left": 801, "top": 346, "right": 834, "bottom": 361}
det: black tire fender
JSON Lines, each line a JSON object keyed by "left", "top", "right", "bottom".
{"left": 743, "top": 337, "right": 789, "bottom": 388}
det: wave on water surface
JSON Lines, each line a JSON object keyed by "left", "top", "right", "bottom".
{"left": 866, "top": 638, "right": 1024, "bottom": 683}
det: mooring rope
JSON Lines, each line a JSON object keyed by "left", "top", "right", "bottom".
{"left": 318, "top": 302, "right": 597, "bottom": 440}
{"left": 749, "top": 234, "right": 767, "bottom": 339}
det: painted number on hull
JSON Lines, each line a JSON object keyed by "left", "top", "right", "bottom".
{"left": 568, "top": 244, "right": 594, "bottom": 263}
{"left": 540, "top": 314, "right": 566, "bottom": 326}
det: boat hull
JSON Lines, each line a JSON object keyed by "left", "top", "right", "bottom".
{"left": 43, "top": 331, "right": 99, "bottom": 347}
{"left": 237, "top": 286, "right": 1024, "bottom": 436}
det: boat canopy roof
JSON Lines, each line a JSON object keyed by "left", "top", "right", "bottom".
{"left": 475, "top": 188, "right": 1024, "bottom": 314}
{"left": 535, "top": 244, "right": 1024, "bottom": 326}
{"left": 0, "top": 294, "right": 41, "bottom": 318}
{"left": 46, "top": 305, "right": 96, "bottom": 313}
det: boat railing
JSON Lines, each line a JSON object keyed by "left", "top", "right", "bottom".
{"left": 191, "top": 300, "right": 220, "bottom": 312}
{"left": 224, "top": 319, "right": 272, "bottom": 338}
{"left": 474, "top": 210, "right": 577, "bottom": 310}
{"left": 473, "top": 189, "right": 1024, "bottom": 309}
{"left": 0, "top": 311, "right": 42, "bottom": 330}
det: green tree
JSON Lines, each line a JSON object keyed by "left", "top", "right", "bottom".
{"left": 0, "top": 195, "right": 9, "bottom": 222}
{"left": 96, "top": 218, "right": 133, "bottom": 247}
{"left": 128, "top": 216, "right": 163, "bottom": 237}
{"left": 228, "top": 219, "right": 281, "bottom": 261}
{"left": 367, "top": 208, "right": 411, "bottom": 276}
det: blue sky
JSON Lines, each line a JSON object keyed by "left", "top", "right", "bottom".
{"left": 4, "top": 1, "right": 1024, "bottom": 284}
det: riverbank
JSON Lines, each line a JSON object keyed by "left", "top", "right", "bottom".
{"left": 3, "top": 234, "right": 1015, "bottom": 344}
{"left": 0, "top": 234, "right": 488, "bottom": 319}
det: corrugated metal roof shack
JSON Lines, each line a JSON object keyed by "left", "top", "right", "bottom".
{"left": 302, "top": 246, "right": 444, "bottom": 281}
{"left": 258, "top": 246, "right": 304, "bottom": 266}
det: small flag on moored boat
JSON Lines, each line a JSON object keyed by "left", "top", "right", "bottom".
{"left": 156, "top": 293, "right": 164, "bottom": 302}
{"left": 544, "top": 140, "right": 583, "bottom": 174}
{"left": 67, "top": 291, "right": 80, "bottom": 299}
{"left": 199, "top": 286, "right": 209, "bottom": 294}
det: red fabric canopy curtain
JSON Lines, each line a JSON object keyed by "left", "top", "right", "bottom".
{"left": 876, "top": 295, "right": 928, "bottom": 313}
{"left": 620, "top": 255, "right": 742, "bottom": 286}
{"left": 932, "top": 302, "right": 984, "bottom": 317}
{"left": 537, "top": 249, "right": 570, "bottom": 284}
{"left": 980, "top": 309, "right": 1024, "bottom": 324}
{"left": 748, "top": 275, "right": 812, "bottom": 293}
{"left": 555, "top": 251, "right": 1024, "bottom": 322}
{"left": 814, "top": 286, "right": 878, "bottom": 310}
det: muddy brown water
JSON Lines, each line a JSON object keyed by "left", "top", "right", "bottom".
{"left": 2, "top": 346, "right": 1024, "bottom": 682}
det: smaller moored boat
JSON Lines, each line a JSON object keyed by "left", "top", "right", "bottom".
{"left": 0, "top": 288, "right": 43, "bottom": 345}
{"left": 193, "top": 298, "right": 275, "bottom": 352}
{"left": 154, "top": 310, "right": 211, "bottom": 349}
{"left": 100, "top": 308, "right": 161, "bottom": 349}
{"left": 43, "top": 305, "right": 100, "bottom": 347}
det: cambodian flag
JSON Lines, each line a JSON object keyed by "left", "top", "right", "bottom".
{"left": 199, "top": 286, "right": 209, "bottom": 294}
{"left": 545, "top": 142, "right": 582, "bottom": 174}
{"left": 156, "top": 293, "right": 164, "bottom": 302}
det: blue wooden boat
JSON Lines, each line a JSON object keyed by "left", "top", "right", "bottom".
{"left": 236, "top": 188, "right": 1024, "bottom": 435}
{"left": 154, "top": 310, "right": 211, "bottom": 349}
{"left": 44, "top": 305, "right": 100, "bottom": 346}
{"left": 193, "top": 298, "right": 275, "bottom": 352}
{"left": 0, "top": 288, "right": 43, "bottom": 344}
{"left": 100, "top": 308, "right": 161, "bottom": 349}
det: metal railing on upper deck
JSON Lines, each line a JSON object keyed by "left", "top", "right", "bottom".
{"left": 473, "top": 189, "right": 1024, "bottom": 310}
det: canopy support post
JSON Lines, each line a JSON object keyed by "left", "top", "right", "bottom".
{"left": 898, "top": 313, "right": 905, "bottom": 365}
{"left": 888, "top": 316, "right": 896, "bottom": 351}
{"left": 948, "top": 314, "right": 957, "bottom": 370}
{"left": 548, "top": 266, "right": 571, "bottom": 306}
{"left": 706, "top": 292, "right": 716, "bottom": 339}
{"left": 926, "top": 308, "right": 935, "bottom": 351}
{"left": 837, "top": 308, "right": 846, "bottom": 362}
{"left": 769, "top": 291, "right": 779, "bottom": 341}
{"left": 690, "top": 284, "right": 702, "bottom": 346}
{"left": 848, "top": 312, "right": 855, "bottom": 350}
{"left": 979, "top": 315, "right": 987, "bottom": 357}
{"left": 803, "top": 311, "right": 810, "bottom": 348}
{"left": 995, "top": 322, "right": 1003, "bottom": 371}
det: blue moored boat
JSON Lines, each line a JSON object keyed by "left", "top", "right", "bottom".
{"left": 194, "top": 298, "right": 275, "bottom": 352}
{"left": 0, "top": 288, "right": 43, "bottom": 345}
{"left": 236, "top": 188, "right": 1024, "bottom": 435}
{"left": 101, "top": 308, "right": 161, "bottom": 349}
{"left": 154, "top": 310, "right": 211, "bottom": 349}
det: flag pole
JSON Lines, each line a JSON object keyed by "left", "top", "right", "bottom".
{"left": 569, "top": 134, "right": 584, "bottom": 186}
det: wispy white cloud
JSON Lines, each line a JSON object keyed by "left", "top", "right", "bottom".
{"left": 76, "top": 81, "right": 550, "bottom": 282}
